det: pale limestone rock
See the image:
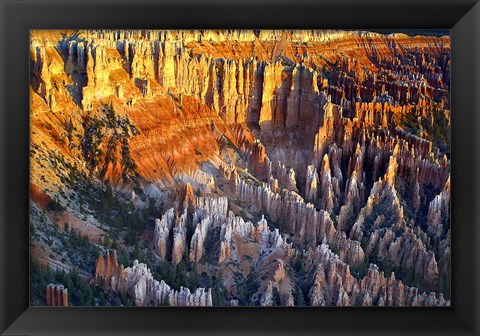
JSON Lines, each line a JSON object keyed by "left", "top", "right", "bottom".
{"left": 153, "top": 208, "right": 175, "bottom": 260}
{"left": 114, "top": 260, "right": 212, "bottom": 306}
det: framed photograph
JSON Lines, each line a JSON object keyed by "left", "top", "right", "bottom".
{"left": 1, "top": 0, "right": 479, "bottom": 335}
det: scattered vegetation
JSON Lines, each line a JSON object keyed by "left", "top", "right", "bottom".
{"left": 30, "top": 259, "right": 98, "bottom": 306}
{"left": 236, "top": 271, "right": 260, "bottom": 306}
{"left": 82, "top": 103, "right": 139, "bottom": 181}
{"left": 400, "top": 107, "right": 451, "bottom": 155}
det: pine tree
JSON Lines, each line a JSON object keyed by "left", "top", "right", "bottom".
{"left": 107, "top": 102, "right": 116, "bottom": 128}
{"left": 99, "top": 292, "right": 106, "bottom": 306}
{"left": 103, "top": 234, "right": 110, "bottom": 248}
{"left": 294, "top": 286, "right": 305, "bottom": 306}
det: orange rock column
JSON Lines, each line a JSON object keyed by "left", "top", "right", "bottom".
{"left": 46, "top": 284, "right": 53, "bottom": 305}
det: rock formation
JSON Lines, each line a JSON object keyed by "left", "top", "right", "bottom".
{"left": 30, "top": 30, "right": 451, "bottom": 307}
{"left": 46, "top": 284, "right": 68, "bottom": 306}
{"left": 118, "top": 260, "right": 212, "bottom": 306}
{"left": 96, "top": 254, "right": 212, "bottom": 306}
{"left": 95, "top": 250, "right": 124, "bottom": 291}
{"left": 306, "top": 242, "right": 448, "bottom": 307}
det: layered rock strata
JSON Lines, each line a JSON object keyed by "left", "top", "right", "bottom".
{"left": 30, "top": 30, "right": 451, "bottom": 306}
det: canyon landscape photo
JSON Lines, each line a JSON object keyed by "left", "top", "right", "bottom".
{"left": 30, "top": 29, "right": 451, "bottom": 307}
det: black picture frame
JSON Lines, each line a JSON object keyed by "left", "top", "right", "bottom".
{"left": 1, "top": 0, "right": 479, "bottom": 335}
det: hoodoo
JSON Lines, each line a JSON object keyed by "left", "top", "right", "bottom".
{"left": 30, "top": 30, "right": 450, "bottom": 307}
